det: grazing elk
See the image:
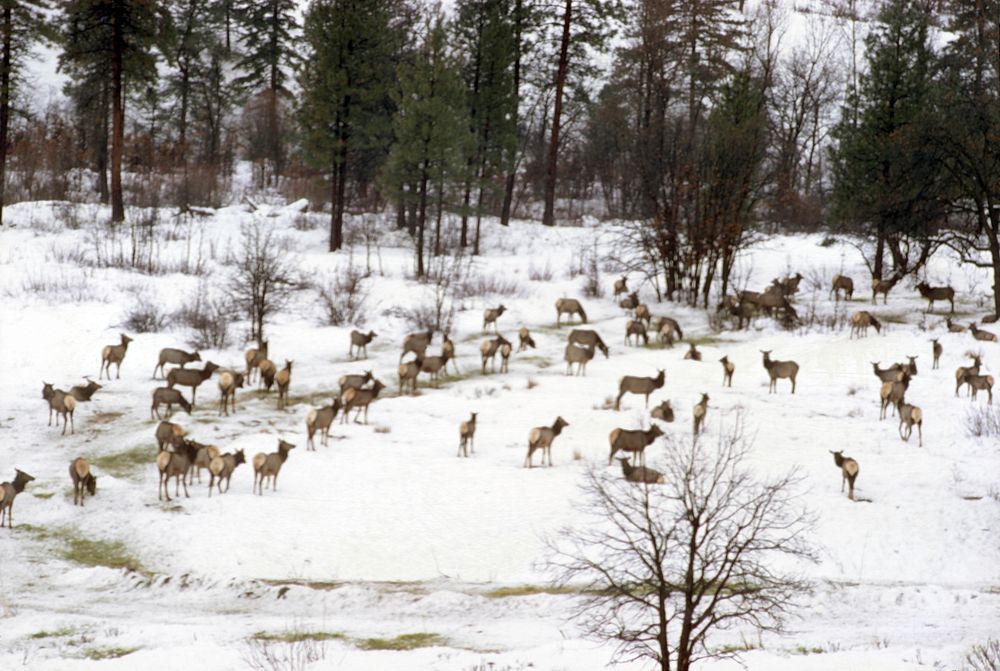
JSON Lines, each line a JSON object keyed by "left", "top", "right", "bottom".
{"left": 617, "top": 457, "right": 665, "bottom": 484}
{"left": 253, "top": 439, "right": 296, "bottom": 495}
{"left": 966, "top": 374, "right": 995, "bottom": 404}
{"left": 42, "top": 383, "right": 76, "bottom": 435}
{"left": 154, "top": 348, "right": 201, "bottom": 379}
{"left": 931, "top": 339, "right": 942, "bottom": 369}
{"left": 564, "top": 343, "right": 596, "bottom": 376}
{"left": 518, "top": 326, "right": 536, "bottom": 352}
{"left": 482, "top": 305, "right": 507, "bottom": 333}
{"left": 150, "top": 387, "right": 192, "bottom": 420}
{"left": 524, "top": 416, "right": 569, "bottom": 468}
{"left": 275, "top": 360, "right": 293, "bottom": 409}
{"left": 458, "top": 412, "right": 477, "bottom": 458}
{"left": 306, "top": 400, "right": 341, "bottom": 449}
{"left": 157, "top": 439, "right": 199, "bottom": 501}
{"left": 69, "top": 457, "right": 96, "bottom": 506}
{"left": 616, "top": 370, "right": 666, "bottom": 410}
{"left": 155, "top": 420, "right": 186, "bottom": 452}
{"left": 653, "top": 316, "right": 683, "bottom": 347}
{"left": 692, "top": 393, "right": 709, "bottom": 436}
{"left": 442, "top": 333, "right": 459, "bottom": 375}
{"left": 624, "top": 319, "right": 648, "bottom": 346}
{"left": 401, "top": 330, "right": 434, "bottom": 361}
{"left": 651, "top": 400, "right": 675, "bottom": 423}
{"left": 480, "top": 335, "right": 511, "bottom": 374}
{"left": 613, "top": 276, "right": 628, "bottom": 298}
{"left": 339, "top": 370, "right": 373, "bottom": 398}
{"left": 349, "top": 330, "right": 377, "bottom": 359}
{"left": 166, "top": 361, "right": 219, "bottom": 404}
{"left": 69, "top": 379, "right": 101, "bottom": 402}
{"left": 217, "top": 370, "right": 244, "bottom": 416}
{"left": 399, "top": 355, "right": 423, "bottom": 394}
{"left": 916, "top": 281, "right": 955, "bottom": 313}
{"left": 871, "top": 277, "right": 897, "bottom": 304}
{"left": 946, "top": 317, "right": 966, "bottom": 333}
{"left": 619, "top": 291, "right": 640, "bottom": 311}
{"left": 879, "top": 373, "right": 910, "bottom": 420}
{"left": 850, "top": 311, "right": 882, "bottom": 338}
{"left": 99, "top": 333, "right": 133, "bottom": 380}
{"left": 829, "top": 451, "right": 859, "bottom": 501}
{"left": 830, "top": 274, "right": 854, "bottom": 301}
{"left": 720, "top": 356, "right": 735, "bottom": 387}
{"left": 761, "top": 350, "right": 799, "bottom": 394}
{"left": 244, "top": 340, "right": 269, "bottom": 384}
{"left": 258, "top": 359, "right": 278, "bottom": 390}
{"left": 684, "top": 343, "right": 702, "bottom": 361}
{"left": 555, "top": 298, "right": 587, "bottom": 325}
{"left": 969, "top": 322, "right": 998, "bottom": 342}
{"left": 568, "top": 329, "right": 609, "bottom": 358}
{"left": 896, "top": 400, "right": 923, "bottom": 446}
{"left": 955, "top": 354, "right": 983, "bottom": 396}
{"left": 208, "top": 449, "right": 245, "bottom": 496}
{"left": 341, "top": 379, "right": 386, "bottom": 424}
{"left": 0, "top": 469, "right": 35, "bottom": 528}
{"left": 607, "top": 424, "right": 664, "bottom": 466}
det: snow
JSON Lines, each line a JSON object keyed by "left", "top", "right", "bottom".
{"left": 0, "top": 199, "right": 998, "bottom": 669}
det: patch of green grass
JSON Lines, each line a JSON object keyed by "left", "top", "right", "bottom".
{"left": 81, "top": 646, "right": 140, "bottom": 660}
{"left": 483, "top": 584, "right": 580, "bottom": 598}
{"left": 791, "top": 645, "right": 826, "bottom": 655}
{"left": 261, "top": 578, "right": 342, "bottom": 591}
{"left": 62, "top": 537, "right": 147, "bottom": 574}
{"left": 357, "top": 632, "right": 447, "bottom": 651}
{"left": 32, "top": 491, "right": 55, "bottom": 499}
{"left": 252, "top": 631, "right": 345, "bottom": 643}
{"left": 91, "top": 445, "right": 151, "bottom": 480}
{"left": 30, "top": 627, "right": 78, "bottom": 639}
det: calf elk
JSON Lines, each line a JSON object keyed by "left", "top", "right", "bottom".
{"left": 651, "top": 400, "right": 674, "bottom": 423}
{"left": 69, "top": 457, "right": 97, "bottom": 506}
{"left": 616, "top": 370, "right": 665, "bottom": 410}
{"left": 399, "top": 355, "right": 423, "bottom": 394}
{"left": 258, "top": 359, "right": 278, "bottom": 390}
{"left": 613, "top": 276, "right": 628, "bottom": 298}
{"left": 342, "top": 379, "right": 386, "bottom": 424}
{"left": 167, "top": 361, "right": 220, "bottom": 404}
{"left": 189, "top": 441, "right": 220, "bottom": 484}
{"left": 966, "top": 374, "right": 994, "bottom": 404}
{"left": 151, "top": 387, "right": 192, "bottom": 420}
{"left": 618, "top": 457, "right": 665, "bottom": 484}
{"left": 720, "top": 356, "right": 735, "bottom": 387}
{"left": 157, "top": 439, "right": 199, "bottom": 501}
{"left": 42, "top": 382, "right": 76, "bottom": 435}
{"left": 253, "top": 439, "right": 295, "bottom": 495}
{"left": 761, "top": 350, "right": 799, "bottom": 394}
{"left": 608, "top": 424, "right": 663, "bottom": 465}
{"left": 524, "top": 416, "right": 569, "bottom": 468}
{"left": 931, "top": 339, "right": 942, "bottom": 369}
{"left": 969, "top": 322, "right": 997, "bottom": 342}
{"left": 619, "top": 291, "right": 640, "bottom": 311}
{"left": 218, "top": 370, "right": 245, "bottom": 416}
{"left": 830, "top": 274, "right": 854, "bottom": 301}
{"left": 244, "top": 340, "right": 269, "bottom": 384}
{"left": 684, "top": 343, "right": 701, "bottom": 361}
{"left": 482, "top": 305, "right": 507, "bottom": 333}
{"left": 100, "top": 333, "right": 133, "bottom": 380}
{"left": 306, "top": 400, "right": 341, "bottom": 449}
{"left": 956, "top": 354, "right": 983, "bottom": 396}
{"left": 654, "top": 317, "right": 683, "bottom": 347}
{"left": 829, "top": 451, "right": 859, "bottom": 501}
{"left": 850, "top": 311, "right": 881, "bottom": 338}
{"left": 208, "top": 449, "right": 245, "bottom": 496}
{"left": 458, "top": 412, "right": 477, "bottom": 458}
{"left": 692, "top": 393, "right": 709, "bottom": 436}
{"left": 480, "top": 335, "right": 511, "bottom": 374}
{"left": 350, "top": 330, "right": 377, "bottom": 360}
{"left": 879, "top": 373, "right": 910, "bottom": 420}
{"left": 0, "top": 469, "right": 35, "bottom": 528}
{"left": 420, "top": 350, "right": 451, "bottom": 387}
{"left": 555, "top": 298, "right": 587, "bottom": 326}
{"left": 946, "top": 317, "right": 966, "bottom": 333}
{"left": 564, "top": 343, "right": 596, "bottom": 376}
{"left": 916, "top": 281, "right": 955, "bottom": 313}
{"left": 154, "top": 348, "right": 201, "bottom": 379}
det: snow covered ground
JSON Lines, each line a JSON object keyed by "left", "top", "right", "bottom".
{"left": 0, "top": 198, "right": 997, "bottom": 669}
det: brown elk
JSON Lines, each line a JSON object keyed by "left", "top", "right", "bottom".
{"left": 518, "top": 326, "right": 536, "bottom": 352}
{"left": 896, "top": 401, "right": 923, "bottom": 446}
{"left": 442, "top": 333, "right": 459, "bottom": 374}
{"left": 634, "top": 303, "right": 652, "bottom": 327}
{"left": 42, "top": 383, "right": 76, "bottom": 435}
{"left": 420, "top": 350, "right": 452, "bottom": 387}
{"left": 69, "top": 457, "right": 97, "bottom": 506}
{"left": 564, "top": 343, "right": 596, "bottom": 376}
{"left": 155, "top": 420, "right": 186, "bottom": 452}
{"left": 524, "top": 416, "right": 569, "bottom": 468}
{"left": 568, "top": 329, "right": 609, "bottom": 358}
{"left": 208, "top": 449, "right": 245, "bottom": 496}
{"left": 499, "top": 341, "right": 512, "bottom": 374}
{"left": 349, "top": 330, "right": 377, "bottom": 359}
{"left": 955, "top": 354, "right": 983, "bottom": 396}
{"left": 872, "top": 361, "right": 905, "bottom": 384}
{"left": 218, "top": 370, "right": 244, "bottom": 416}
{"left": 306, "top": 400, "right": 341, "bottom": 449}
{"left": 653, "top": 316, "right": 683, "bottom": 347}
{"left": 830, "top": 451, "right": 859, "bottom": 501}
{"left": 189, "top": 441, "right": 220, "bottom": 484}
{"left": 761, "top": 350, "right": 799, "bottom": 393}
{"left": 244, "top": 340, "right": 269, "bottom": 384}
{"left": 166, "top": 361, "right": 220, "bottom": 404}
{"left": 613, "top": 276, "right": 628, "bottom": 298}
{"left": 830, "top": 275, "right": 854, "bottom": 301}
{"left": 684, "top": 343, "right": 702, "bottom": 361}
{"left": 458, "top": 412, "right": 477, "bottom": 457}
{"left": 401, "top": 330, "right": 433, "bottom": 362}
{"left": 616, "top": 370, "right": 665, "bottom": 410}
{"left": 258, "top": 359, "right": 278, "bottom": 390}
{"left": 69, "top": 379, "right": 102, "bottom": 402}
{"left": 931, "top": 339, "right": 942, "bottom": 369}
{"left": 619, "top": 291, "right": 640, "bottom": 311}
{"left": 720, "top": 356, "right": 735, "bottom": 387}
{"left": 339, "top": 370, "right": 373, "bottom": 397}
{"left": 275, "top": 360, "right": 293, "bottom": 409}
{"left": 399, "top": 355, "right": 423, "bottom": 394}
{"left": 850, "top": 311, "right": 882, "bottom": 338}
{"left": 966, "top": 374, "right": 995, "bottom": 404}
{"left": 555, "top": 298, "right": 587, "bottom": 325}
{"left": 252, "top": 439, "right": 296, "bottom": 495}
{"left": 100, "top": 333, "right": 133, "bottom": 380}
{"left": 482, "top": 305, "right": 507, "bottom": 333}
{"left": 871, "top": 277, "right": 897, "bottom": 304}
{"left": 480, "top": 335, "right": 511, "bottom": 374}
{"left": 607, "top": 424, "right": 663, "bottom": 466}
{"left": 879, "top": 372, "right": 911, "bottom": 420}
{"left": 946, "top": 317, "right": 966, "bottom": 333}
{"left": 651, "top": 400, "right": 675, "bottom": 423}
{"left": 157, "top": 439, "right": 199, "bottom": 501}
{"left": 624, "top": 319, "right": 648, "bottom": 346}
{"left": 341, "top": 379, "right": 386, "bottom": 424}
{"left": 151, "top": 387, "right": 192, "bottom": 420}
{"left": 916, "top": 281, "right": 955, "bottom": 313}
{"left": 154, "top": 348, "right": 201, "bottom": 379}
{"left": 617, "top": 457, "right": 665, "bottom": 484}
{"left": 0, "top": 469, "right": 35, "bottom": 528}
{"left": 969, "top": 322, "right": 998, "bottom": 342}
{"left": 692, "top": 393, "right": 709, "bottom": 436}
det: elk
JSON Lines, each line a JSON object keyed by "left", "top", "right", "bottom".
{"left": 555, "top": 298, "right": 587, "bottom": 325}
{"left": 499, "top": 341, "right": 512, "bottom": 374}
{"left": 619, "top": 291, "right": 640, "bottom": 311}
{"left": 401, "top": 330, "right": 433, "bottom": 362}
{"left": 524, "top": 416, "right": 569, "bottom": 468}
{"left": 720, "top": 356, "right": 735, "bottom": 387}
{"left": 564, "top": 343, "right": 596, "bottom": 376}
{"left": 850, "top": 311, "right": 882, "bottom": 338}
{"left": 442, "top": 333, "right": 459, "bottom": 374}
{"left": 692, "top": 393, "right": 709, "bottom": 436}
{"left": 916, "top": 281, "right": 955, "bottom": 313}
{"left": 157, "top": 439, "right": 199, "bottom": 501}
{"left": 399, "top": 355, "right": 423, "bottom": 394}
{"left": 761, "top": 351, "right": 799, "bottom": 393}
{"left": 258, "top": 359, "right": 278, "bottom": 390}
{"left": 617, "top": 458, "right": 665, "bottom": 484}
{"left": 955, "top": 354, "right": 983, "bottom": 396}
{"left": 872, "top": 361, "right": 905, "bottom": 383}
{"left": 969, "top": 322, "right": 998, "bottom": 342}
{"left": 624, "top": 319, "right": 648, "bottom": 346}
{"left": 244, "top": 340, "right": 269, "bottom": 384}
{"left": 166, "top": 361, "right": 220, "bottom": 404}
{"left": 155, "top": 420, "right": 186, "bottom": 452}
{"left": 903, "top": 355, "right": 918, "bottom": 376}
{"left": 275, "top": 360, "right": 293, "bottom": 409}
{"left": 896, "top": 400, "right": 923, "bottom": 446}
{"left": 634, "top": 303, "right": 652, "bottom": 327}
{"left": 871, "top": 277, "right": 897, "bottom": 304}
{"left": 684, "top": 343, "right": 702, "bottom": 361}
{"left": 613, "top": 276, "right": 628, "bottom": 298}
{"left": 420, "top": 350, "right": 452, "bottom": 387}
{"left": 757, "top": 290, "right": 798, "bottom": 322}
{"left": 830, "top": 275, "right": 854, "bottom": 301}
{"left": 931, "top": 339, "right": 942, "bottom": 369}
{"left": 879, "top": 373, "right": 910, "bottom": 420}
{"left": 829, "top": 451, "right": 859, "bottom": 501}
{"left": 99, "top": 333, "right": 133, "bottom": 380}
{"left": 0, "top": 469, "right": 34, "bottom": 528}
{"left": 349, "top": 330, "right": 377, "bottom": 359}
{"left": 966, "top": 374, "right": 995, "bottom": 404}
{"left": 306, "top": 400, "right": 341, "bottom": 449}
{"left": 217, "top": 370, "right": 244, "bottom": 416}
{"left": 151, "top": 387, "right": 192, "bottom": 420}
{"left": 154, "top": 348, "right": 201, "bottom": 379}
{"left": 616, "top": 370, "right": 665, "bottom": 410}
{"left": 946, "top": 317, "right": 966, "bottom": 333}
{"left": 339, "top": 370, "right": 373, "bottom": 397}
{"left": 208, "top": 449, "right": 245, "bottom": 496}
{"left": 482, "top": 305, "right": 507, "bottom": 333}
{"left": 518, "top": 326, "right": 536, "bottom": 352}
{"left": 776, "top": 272, "right": 804, "bottom": 296}
{"left": 252, "top": 439, "right": 296, "bottom": 495}
{"left": 567, "top": 329, "right": 609, "bottom": 358}
{"left": 651, "top": 400, "right": 675, "bottom": 423}
{"left": 607, "top": 424, "right": 664, "bottom": 466}
{"left": 42, "top": 383, "right": 76, "bottom": 435}
{"left": 458, "top": 412, "right": 477, "bottom": 457}
{"left": 653, "top": 316, "right": 683, "bottom": 347}
{"left": 480, "top": 335, "right": 511, "bottom": 374}
{"left": 69, "top": 379, "right": 101, "bottom": 402}
{"left": 189, "top": 441, "right": 220, "bottom": 484}
{"left": 69, "top": 457, "right": 96, "bottom": 506}
{"left": 341, "top": 379, "right": 386, "bottom": 424}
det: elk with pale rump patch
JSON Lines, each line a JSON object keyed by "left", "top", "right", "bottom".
{"left": 499, "top": 341, "right": 512, "bottom": 373}
{"left": 761, "top": 350, "right": 799, "bottom": 393}
{"left": 720, "top": 356, "right": 735, "bottom": 387}
{"left": 155, "top": 420, "right": 185, "bottom": 452}
{"left": 692, "top": 393, "right": 709, "bottom": 436}
{"left": 850, "top": 311, "right": 881, "bottom": 338}
{"left": 871, "top": 361, "right": 905, "bottom": 384}
{"left": 567, "top": 329, "right": 609, "bottom": 358}
{"left": 349, "top": 330, "right": 377, "bottom": 359}
{"left": 275, "top": 360, "right": 293, "bottom": 409}
{"left": 420, "top": 350, "right": 452, "bottom": 387}
{"left": 157, "top": 439, "right": 199, "bottom": 501}
{"left": 830, "top": 451, "right": 859, "bottom": 501}
{"left": 616, "top": 370, "right": 665, "bottom": 410}
{"left": 252, "top": 439, "right": 295, "bottom": 495}
{"left": 518, "top": 326, "right": 536, "bottom": 352}
{"left": 970, "top": 322, "right": 997, "bottom": 342}
{"left": 564, "top": 343, "right": 596, "bottom": 376}
{"left": 167, "top": 361, "right": 220, "bottom": 404}
{"left": 42, "top": 383, "right": 76, "bottom": 435}
{"left": 966, "top": 374, "right": 994, "bottom": 404}
{"left": 208, "top": 449, "right": 245, "bottom": 496}
{"left": 399, "top": 355, "right": 423, "bottom": 394}
{"left": 339, "top": 370, "right": 373, "bottom": 397}
{"left": 151, "top": 387, "right": 192, "bottom": 420}
{"left": 69, "top": 457, "right": 96, "bottom": 506}
{"left": 401, "top": 330, "right": 433, "bottom": 361}
{"left": 218, "top": 371, "right": 244, "bottom": 416}
{"left": 896, "top": 400, "right": 923, "bottom": 445}
{"left": 555, "top": 298, "right": 587, "bottom": 325}
{"left": 100, "top": 333, "right": 133, "bottom": 380}
{"left": 258, "top": 359, "right": 278, "bottom": 390}
{"left": 0, "top": 469, "right": 34, "bottom": 528}
{"left": 624, "top": 319, "right": 648, "bottom": 346}
{"left": 244, "top": 340, "right": 268, "bottom": 384}
{"left": 613, "top": 276, "right": 628, "bottom": 298}
{"left": 830, "top": 275, "right": 854, "bottom": 301}
{"left": 871, "top": 277, "right": 897, "bottom": 304}
{"left": 916, "top": 281, "right": 955, "bottom": 313}
{"left": 524, "top": 416, "right": 569, "bottom": 468}
{"left": 442, "top": 333, "right": 459, "bottom": 374}
{"left": 684, "top": 343, "right": 701, "bottom": 361}
{"left": 458, "top": 412, "right": 477, "bottom": 457}
{"left": 69, "top": 379, "right": 101, "bottom": 402}
{"left": 619, "top": 291, "right": 640, "bottom": 311}
{"left": 931, "top": 339, "right": 942, "bottom": 369}
{"left": 482, "top": 305, "right": 507, "bottom": 333}
{"left": 634, "top": 303, "right": 652, "bottom": 327}
{"left": 608, "top": 424, "right": 663, "bottom": 466}
{"left": 189, "top": 441, "right": 220, "bottom": 484}
{"left": 879, "top": 372, "right": 910, "bottom": 420}
{"left": 653, "top": 316, "right": 682, "bottom": 347}
{"left": 306, "top": 400, "right": 341, "bottom": 449}
{"left": 154, "top": 348, "right": 201, "bottom": 379}
{"left": 480, "top": 335, "right": 511, "bottom": 374}
{"left": 651, "top": 400, "right": 675, "bottom": 423}
{"left": 341, "top": 379, "right": 386, "bottom": 424}
{"left": 617, "top": 457, "right": 665, "bottom": 484}
{"left": 955, "top": 353, "right": 983, "bottom": 396}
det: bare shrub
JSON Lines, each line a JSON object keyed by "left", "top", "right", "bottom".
{"left": 528, "top": 260, "right": 553, "bottom": 281}
{"left": 460, "top": 271, "right": 524, "bottom": 299}
{"left": 579, "top": 239, "right": 603, "bottom": 298}
{"left": 966, "top": 405, "right": 1000, "bottom": 438}
{"left": 123, "top": 304, "right": 167, "bottom": 333}
{"left": 316, "top": 254, "right": 369, "bottom": 326}
{"left": 16, "top": 268, "right": 95, "bottom": 303}
{"left": 405, "top": 247, "right": 469, "bottom": 333}
{"left": 174, "top": 283, "right": 235, "bottom": 349}
{"left": 966, "top": 639, "right": 1000, "bottom": 671}
{"left": 292, "top": 213, "right": 321, "bottom": 231}
{"left": 241, "top": 636, "right": 326, "bottom": 671}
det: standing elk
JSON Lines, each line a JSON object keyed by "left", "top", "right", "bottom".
{"left": 154, "top": 348, "right": 201, "bottom": 379}
{"left": 850, "top": 311, "right": 882, "bottom": 338}
{"left": 613, "top": 276, "right": 628, "bottom": 298}
{"left": 244, "top": 340, "right": 269, "bottom": 384}
{"left": 955, "top": 353, "right": 983, "bottom": 396}
{"left": 616, "top": 370, "right": 665, "bottom": 410}
{"left": 189, "top": 441, "right": 220, "bottom": 484}
{"left": 829, "top": 451, "right": 859, "bottom": 501}
{"left": 969, "top": 322, "right": 998, "bottom": 342}
{"left": 253, "top": 439, "right": 296, "bottom": 495}
{"left": 720, "top": 356, "right": 735, "bottom": 387}
{"left": 42, "top": 383, "right": 76, "bottom": 435}
{"left": 399, "top": 355, "right": 423, "bottom": 394}
{"left": 306, "top": 400, "right": 341, "bottom": 449}
{"left": 761, "top": 350, "right": 799, "bottom": 393}
{"left": 651, "top": 400, "right": 675, "bottom": 423}
{"left": 830, "top": 275, "right": 854, "bottom": 301}
{"left": 896, "top": 400, "right": 923, "bottom": 445}
{"left": 555, "top": 298, "right": 587, "bottom": 325}
{"left": 931, "top": 339, "right": 942, "bottom": 369}
{"left": 151, "top": 387, "right": 192, "bottom": 419}
{"left": 518, "top": 327, "right": 536, "bottom": 352}
{"left": 653, "top": 316, "right": 683, "bottom": 347}
{"left": 157, "top": 439, "right": 199, "bottom": 501}
{"left": 208, "top": 449, "right": 245, "bottom": 496}
{"left": 872, "top": 361, "right": 905, "bottom": 384}
{"left": 624, "top": 319, "right": 648, "bottom": 346}
{"left": 916, "top": 281, "right": 955, "bottom": 313}
{"left": 258, "top": 359, "right": 278, "bottom": 391}
{"left": 166, "top": 361, "right": 220, "bottom": 405}
{"left": 341, "top": 379, "right": 386, "bottom": 424}
{"left": 217, "top": 370, "right": 244, "bottom": 416}
{"left": 458, "top": 412, "right": 477, "bottom": 457}
{"left": 564, "top": 343, "right": 596, "bottom": 376}
{"left": 155, "top": 420, "right": 186, "bottom": 452}
{"left": 879, "top": 372, "right": 910, "bottom": 420}
{"left": 871, "top": 277, "right": 897, "bottom": 304}
{"left": 275, "top": 360, "right": 293, "bottom": 409}
{"left": 499, "top": 341, "right": 512, "bottom": 374}
{"left": 339, "top": 370, "right": 373, "bottom": 397}
{"left": 480, "top": 335, "right": 511, "bottom": 374}
{"left": 69, "top": 379, "right": 102, "bottom": 402}
{"left": 524, "top": 416, "right": 569, "bottom": 468}
{"left": 0, "top": 469, "right": 35, "bottom": 528}
{"left": 902, "top": 355, "right": 918, "bottom": 377}
{"left": 69, "top": 457, "right": 96, "bottom": 506}
{"left": 442, "top": 333, "right": 459, "bottom": 374}
{"left": 482, "top": 305, "right": 507, "bottom": 333}
{"left": 617, "top": 458, "right": 665, "bottom": 484}
{"left": 568, "top": 329, "right": 609, "bottom": 357}
{"left": 420, "top": 349, "right": 452, "bottom": 387}
{"left": 966, "top": 374, "right": 995, "bottom": 404}
{"left": 349, "top": 330, "right": 377, "bottom": 359}
{"left": 692, "top": 393, "right": 709, "bottom": 436}
{"left": 401, "top": 331, "right": 433, "bottom": 361}
{"left": 608, "top": 424, "right": 664, "bottom": 466}
{"left": 634, "top": 303, "right": 652, "bottom": 327}
{"left": 100, "top": 333, "right": 133, "bottom": 380}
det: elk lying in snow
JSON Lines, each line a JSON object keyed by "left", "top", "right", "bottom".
{"left": 617, "top": 457, "right": 665, "bottom": 484}
{"left": 830, "top": 451, "right": 859, "bottom": 501}
{"left": 518, "top": 326, "right": 536, "bottom": 352}
{"left": 624, "top": 319, "right": 648, "bottom": 346}
{"left": 167, "top": 361, "right": 220, "bottom": 404}
{"left": 480, "top": 335, "right": 511, "bottom": 374}
{"left": 969, "top": 322, "right": 997, "bottom": 342}
{"left": 258, "top": 359, "right": 278, "bottom": 390}
{"left": 0, "top": 469, "right": 35, "bottom": 528}
{"left": 151, "top": 387, "right": 192, "bottom": 420}
{"left": 154, "top": 348, "right": 201, "bottom": 378}
{"left": 955, "top": 354, "right": 983, "bottom": 396}
{"left": 916, "top": 281, "right": 955, "bottom": 313}
{"left": 761, "top": 350, "right": 799, "bottom": 394}
{"left": 692, "top": 393, "right": 709, "bottom": 436}
{"left": 399, "top": 355, "right": 423, "bottom": 394}
{"left": 155, "top": 420, "right": 186, "bottom": 452}
{"left": 69, "top": 379, "right": 101, "bottom": 402}
{"left": 568, "top": 329, "right": 609, "bottom": 358}
{"left": 879, "top": 373, "right": 911, "bottom": 420}
{"left": 208, "top": 449, "right": 245, "bottom": 496}
{"left": 401, "top": 330, "right": 433, "bottom": 361}
{"left": 564, "top": 343, "right": 596, "bottom": 376}
{"left": 684, "top": 343, "right": 701, "bottom": 361}
{"left": 341, "top": 379, "right": 386, "bottom": 424}
{"left": 830, "top": 274, "right": 854, "bottom": 301}
{"left": 872, "top": 361, "right": 905, "bottom": 384}
{"left": 157, "top": 439, "right": 199, "bottom": 501}
{"left": 608, "top": 424, "right": 663, "bottom": 465}
{"left": 339, "top": 370, "right": 373, "bottom": 397}
{"left": 42, "top": 383, "right": 76, "bottom": 435}
{"left": 619, "top": 291, "right": 640, "bottom": 311}
{"left": 946, "top": 317, "right": 966, "bottom": 333}
{"left": 720, "top": 356, "right": 735, "bottom": 387}
{"left": 896, "top": 400, "right": 923, "bottom": 446}
{"left": 275, "top": 360, "right": 293, "bottom": 409}
{"left": 613, "top": 276, "right": 628, "bottom": 298}
{"left": 306, "top": 400, "right": 341, "bottom": 449}
{"left": 458, "top": 412, "right": 477, "bottom": 458}
{"left": 218, "top": 371, "right": 244, "bottom": 416}
{"left": 966, "top": 374, "right": 995, "bottom": 404}
{"left": 244, "top": 340, "right": 269, "bottom": 384}
{"left": 189, "top": 441, "right": 220, "bottom": 484}
{"left": 100, "top": 333, "right": 133, "bottom": 380}
{"left": 420, "top": 350, "right": 452, "bottom": 387}
{"left": 253, "top": 439, "right": 295, "bottom": 495}
{"left": 349, "top": 330, "right": 377, "bottom": 359}
{"left": 651, "top": 400, "right": 675, "bottom": 423}
{"left": 524, "top": 416, "right": 569, "bottom": 468}
{"left": 482, "top": 305, "right": 507, "bottom": 333}
{"left": 69, "top": 457, "right": 96, "bottom": 506}
{"left": 616, "top": 370, "right": 665, "bottom": 410}
{"left": 555, "top": 298, "right": 587, "bottom": 325}
{"left": 871, "top": 277, "right": 897, "bottom": 304}
{"left": 931, "top": 339, "right": 942, "bottom": 369}
{"left": 850, "top": 311, "right": 881, "bottom": 338}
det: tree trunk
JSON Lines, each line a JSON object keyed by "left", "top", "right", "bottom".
{"left": 989, "top": 209, "right": 1000, "bottom": 319}
{"left": 542, "top": 0, "right": 573, "bottom": 227}
{"left": 97, "top": 80, "right": 110, "bottom": 203}
{"left": 474, "top": 183, "right": 485, "bottom": 256}
{"left": 460, "top": 173, "right": 472, "bottom": 246}
{"left": 874, "top": 230, "right": 885, "bottom": 280}
{"left": 499, "top": 0, "right": 524, "bottom": 227}
{"left": 329, "top": 146, "right": 346, "bottom": 251}
{"left": 0, "top": 4, "right": 12, "bottom": 226}
{"left": 111, "top": 12, "right": 125, "bottom": 223}
{"left": 416, "top": 162, "right": 429, "bottom": 277}
{"left": 434, "top": 175, "right": 444, "bottom": 256}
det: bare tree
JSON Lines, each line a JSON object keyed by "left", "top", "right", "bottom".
{"left": 229, "top": 220, "right": 302, "bottom": 344}
{"left": 546, "top": 415, "right": 815, "bottom": 671}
